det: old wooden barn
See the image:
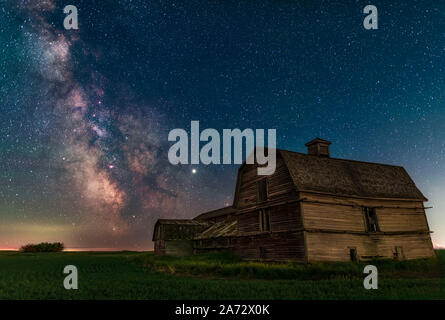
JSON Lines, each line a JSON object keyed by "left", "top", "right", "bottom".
{"left": 153, "top": 138, "right": 435, "bottom": 262}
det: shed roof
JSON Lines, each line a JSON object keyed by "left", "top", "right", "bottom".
{"left": 279, "top": 149, "right": 427, "bottom": 200}
{"left": 194, "top": 219, "right": 238, "bottom": 239}
{"left": 194, "top": 206, "right": 237, "bottom": 221}
{"left": 152, "top": 219, "right": 210, "bottom": 241}
{"left": 155, "top": 219, "right": 207, "bottom": 225}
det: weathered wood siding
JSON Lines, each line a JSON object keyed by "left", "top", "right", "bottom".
{"left": 231, "top": 153, "right": 306, "bottom": 261}
{"left": 234, "top": 154, "right": 296, "bottom": 209}
{"left": 302, "top": 202, "right": 365, "bottom": 232}
{"left": 234, "top": 231, "right": 306, "bottom": 262}
{"left": 238, "top": 203, "right": 302, "bottom": 234}
{"left": 376, "top": 207, "right": 429, "bottom": 232}
{"left": 300, "top": 192, "right": 431, "bottom": 233}
{"left": 376, "top": 233, "right": 435, "bottom": 259}
{"left": 154, "top": 239, "right": 194, "bottom": 256}
{"left": 153, "top": 222, "right": 210, "bottom": 256}
{"left": 300, "top": 192, "right": 434, "bottom": 262}
{"left": 194, "top": 237, "right": 235, "bottom": 254}
{"left": 305, "top": 232, "right": 435, "bottom": 262}
{"left": 154, "top": 239, "right": 165, "bottom": 255}
{"left": 164, "top": 240, "right": 194, "bottom": 256}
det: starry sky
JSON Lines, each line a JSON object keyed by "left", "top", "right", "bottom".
{"left": 1, "top": 0, "right": 444, "bottom": 250}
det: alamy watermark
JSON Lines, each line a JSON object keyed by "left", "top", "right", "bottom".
{"left": 363, "top": 265, "right": 378, "bottom": 289}
{"left": 63, "top": 5, "right": 78, "bottom": 30}
{"left": 363, "top": 5, "right": 378, "bottom": 30}
{"left": 63, "top": 4, "right": 378, "bottom": 31}
{"left": 63, "top": 265, "right": 78, "bottom": 289}
{"left": 168, "top": 121, "right": 276, "bottom": 175}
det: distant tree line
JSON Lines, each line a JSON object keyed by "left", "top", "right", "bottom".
{"left": 20, "top": 242, "right": 64, "bottom": 252}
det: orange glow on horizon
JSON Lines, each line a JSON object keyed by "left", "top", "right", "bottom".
{"left": 0, "top": 247, "right": 150, "bottom": 252}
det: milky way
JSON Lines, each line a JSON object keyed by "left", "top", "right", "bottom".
{"left": 0, "top": 0, "right": 234, "bottom": 249}
{"left": 1, "top": 0, "right": 444, "bottom": 249}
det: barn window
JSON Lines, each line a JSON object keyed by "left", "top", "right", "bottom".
{"left": 259, "top": 209, "right": 270, "bottom": 232}
{"left": 257, "top": 179, "right": 268, "bottom": 202}
{"left": 349, "top": 248, "right": 358, "bottom": 262}
{"left": 364, "top": 207, "right": 379, "bottom": 232}
{"left": 394, "top": 246, "right": 404, "bottom": 260}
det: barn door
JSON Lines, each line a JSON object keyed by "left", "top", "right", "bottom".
{"left": 349, "top": 247, "right": 358, "bottom": 261}
{"left": 394, "top": 246, "right": 404, "bottom": 260}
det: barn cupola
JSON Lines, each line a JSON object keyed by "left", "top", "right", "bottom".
{"left": 305, "top": 138, "right": 331, "bottom": 157}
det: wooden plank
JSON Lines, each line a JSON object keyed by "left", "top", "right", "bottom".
{"left": 305, "top": 232, "right": 435, "bottom": 262}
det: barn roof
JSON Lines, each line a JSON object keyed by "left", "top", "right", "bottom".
{"left": 194, "top": 206, "right": 237, "bottom": 221}
{"left": 194, "top": 219, "right": 238, "bottom": 239}
{"left": 152, "top": 217, "right": 237, "bottom": 241}
{"left": 155, "top": 219, "right": 207, "bottom": 225}
{"left": 279, "top": 149, "right": 427, "bottom": 201}
{"left": 152, "top": 219, "right": 210, "bottom": 241}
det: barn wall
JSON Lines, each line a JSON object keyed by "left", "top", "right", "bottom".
{"left": 305, "top": 232, "right": 435, "bottom": 262}
{"left": 376, "top": 207, "right": 430, "bottom": 232}
{"left": 194, "top": 237, "right": 235, "bottom": 254}
{"left": 237, "top": 203, "right": 302, "bottom": 234}
{"left": 164, "top": 240, "right": 194, "bottom": 256}
{"left": 302, "top": 202, "right": 365, "bottom": 232}
{"left": 235, "top": 154, "right": 296, "bottom": 209}
{"left": 300, "top": 192, "right": 426, "bottom": 210}
{"left": 234, "top": 231, "right": 306, "bottom": 262}
{"left": 300, "top": 192, "right": 431, "bottom": 233}
{"left": 375, "top": 233, "right": 435, "bottom": 259}
{"left": 154, "top": 240, "right": 165, "bottom": 255}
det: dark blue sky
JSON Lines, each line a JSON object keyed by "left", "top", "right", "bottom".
{"left": 0, "top": 0, "right": 444, "bottom": 249}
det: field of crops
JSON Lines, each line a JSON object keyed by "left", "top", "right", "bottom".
{"left": 0, "top": 250, "right": 443, "bottom": 299}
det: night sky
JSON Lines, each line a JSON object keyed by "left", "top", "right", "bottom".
{"left": 1, "top": 0, "right": 444, "bottom": 250}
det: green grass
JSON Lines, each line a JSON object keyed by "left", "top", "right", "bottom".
{"left": 136, "top": 251, "right": 440, "bottom": 280}
{"left": 0, "top": 250, "right": 443, "bottom": 299}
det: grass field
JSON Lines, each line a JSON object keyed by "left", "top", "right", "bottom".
{"left": 0, "top": 250, "right": 443, "bottom": 299}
